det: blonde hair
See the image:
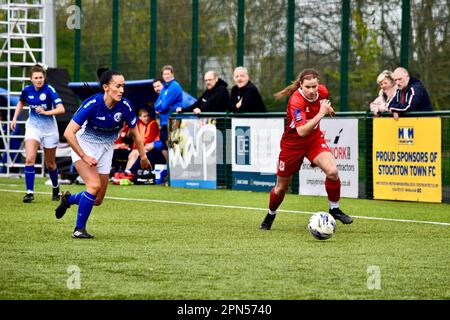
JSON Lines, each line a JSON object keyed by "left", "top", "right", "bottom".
{"left": 376, "top": 70, "right": 394, "bottom": 84}
{"left": 274, "top": 68, "right": 319, "bottom": 100}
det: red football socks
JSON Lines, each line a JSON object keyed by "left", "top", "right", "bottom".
{"left": 325, "top": 177, "right": 341, "bottom": 202}
{"left": 269, "top": 188, "right": 285, "bottom": 212}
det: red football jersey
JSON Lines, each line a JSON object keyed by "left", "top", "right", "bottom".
{"left": 280, "top": 84, "right": 329, "bottom": 150}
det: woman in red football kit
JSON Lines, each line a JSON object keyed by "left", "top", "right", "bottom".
{"left": 260, "top": 69, "right": 353, "bottom": 230}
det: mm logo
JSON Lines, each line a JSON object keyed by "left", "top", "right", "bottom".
{"left": 398, "top": 127, "right": 414, "bottom": 145}
{"left": 235, "top": 126, "right": 251, "bottom": 165}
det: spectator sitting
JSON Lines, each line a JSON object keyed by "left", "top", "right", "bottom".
{"left": 388, "top": 67, "right": 433, "bottom": 120}
{"left": 123, "top": 108, "right": 161, "bottom": 176}
{"left": 112, "top": 124, "right": 132, "bottom": 173}
{"left": 229, "top": 66, "right": 267, "bottom": 113}
{"left": 370, "top": 70, "right": 397, "bottom": 117}
{"left": 176, "top": 70, "right": 229, "bottom": 114}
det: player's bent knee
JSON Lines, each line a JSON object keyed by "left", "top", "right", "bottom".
{"left": 274, "top": 185, "right": 288, "bottom": 196}
{"left": 326, "top": 170, "right": 339, "bottom": 181}
{"left": 46, "top": 162, "right": 57, "bottom": 171}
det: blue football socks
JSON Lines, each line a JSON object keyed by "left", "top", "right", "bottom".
{"left": 68, "top": 192, "right": 83, "bottom": 206}
{"left": 48, "top": 168, "right": 59, "bottom": 188}
{"left": 75, "top": 191, "right": 96, "bottom": 229}
{"left": 24, "top": 165, "right": 35, "bottom": 193}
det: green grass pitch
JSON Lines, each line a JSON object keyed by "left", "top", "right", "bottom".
{"left": 0, "top": 177, "right": 449, "bottom": 300}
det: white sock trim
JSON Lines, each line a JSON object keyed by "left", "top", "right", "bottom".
{"left": 329, "top": 201, "right": 339, "bottom": 210}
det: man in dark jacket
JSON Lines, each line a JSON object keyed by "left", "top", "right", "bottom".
{"left": 229, "top": 66, "right": 267, "bottom": 113}
{"left": 177, "top": 70, "right": 229, "bottom": 114}
{"left": 389, "top": 67, "right": 433, "bottom": 119}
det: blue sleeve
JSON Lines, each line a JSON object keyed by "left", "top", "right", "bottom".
{"left": 19, "top": 87, "right": 28, "bottom": 102}
{"left": 72, "top": 98, "right": 95, "bottom": 126}
{"left": 154, "top": 94, "right": 163, "bottom": 113}
{"left": 388, "top": 90, "right": 401, "bottom": 111}
{"left": 47, "top": 85, "right": 63, "bottom": 106}
{"left": 159, "top": 83, "right": 183, "bottom": 113}
{"left": 122, "top": 99, "right": 138, "bottom": 128}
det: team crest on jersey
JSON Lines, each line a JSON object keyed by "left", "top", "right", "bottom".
{"left": 39, "top": 93, "right": 46, "bottom": 101}
{"left": 278, "top": 160, "right": 285, "bottom": 171}
{"left": 114, "top": 112, "right": 123, "bottom": 122}
{"left": 294, "top": 108, "right": 302, "bottom": 122}
{"left": 305, "top": 107, "right": 310, "bottom": 113}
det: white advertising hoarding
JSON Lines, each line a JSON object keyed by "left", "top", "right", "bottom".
{"left": 299, "top": 118, "right": 359, "bottom": 198}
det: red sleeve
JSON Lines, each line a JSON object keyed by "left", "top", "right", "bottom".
{"left": 288, "top": 93, "right": 307, "bottom": 128}
{"left": 318, "top": 84, "right": 329, "bottom": 99}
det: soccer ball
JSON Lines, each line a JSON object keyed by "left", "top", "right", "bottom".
{"left": 308, "top": 211, "right": 336, "bottom": 240}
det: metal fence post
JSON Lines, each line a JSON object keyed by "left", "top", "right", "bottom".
{"left": 149, "top": 0, "right": 157, "bottom": 78}
{"left": 339, "top": 0, "right": 350, "bottom": 112}
{"left": 286, "top": 0, "right": 295, "bottom": 86}
{"left": 237, "top": 0, "right": 245, "bottom": 66}
{"left": 111, "top": 0, "right": 119, "bottom": 70}
{"left": 400, "top": 0, "right": 410, "bottom": 69}
{"left": 191, "top": 0, "right": 199, "bottom": 97}
{"left": 73, "top": 0, "right": 82, "bottom": 81}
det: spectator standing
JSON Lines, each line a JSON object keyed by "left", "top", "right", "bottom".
{"left": 154, "top": 66, "right": 183, "bottom": 145}
{"left": 177, "top": 70, "right": 229, "bottom": 114}
{"left": 229, "top": 67, "right": 267, "bottom": 113}
{"left": 369, "top": 70, "right": 397, "bottom": 116}
{"left": 389, "top": 67, "right": 433, "bottom": 120}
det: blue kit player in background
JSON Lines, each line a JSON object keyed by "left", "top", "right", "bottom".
{"left": 10, "top": 64, "right": 65, "bottom": 203}
{"left": 55, "top": 70, "right": 151, "bottom": 239}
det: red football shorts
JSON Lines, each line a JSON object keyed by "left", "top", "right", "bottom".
{"left": 276, "top": 137, "right": 331, "bottom": 177}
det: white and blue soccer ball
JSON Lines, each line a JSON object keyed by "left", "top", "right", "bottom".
{"left": 308, "top": 211, "right": 336, "bottom": 240}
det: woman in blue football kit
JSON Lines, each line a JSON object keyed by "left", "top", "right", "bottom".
{"left": 55, "top": 70, "right": 151, "bottom": 239}
{"left": 10, "top": 64, "right": 65, "bottom": 203}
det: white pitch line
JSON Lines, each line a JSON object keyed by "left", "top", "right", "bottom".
{"left": 1, "top": 188, "right": 449, "bottom": 227}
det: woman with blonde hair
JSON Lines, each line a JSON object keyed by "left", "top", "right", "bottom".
{"left": 369, "top": 70, "right": 397, "bottom": 116}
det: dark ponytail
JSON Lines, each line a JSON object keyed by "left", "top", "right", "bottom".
{"left": 99, "top": 70, "right": 123, "bottom": 87}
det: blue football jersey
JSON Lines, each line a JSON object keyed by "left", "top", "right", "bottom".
{"left": 19, "top": 83, "right": 62, "bottom": 128}
{"left": 73, "top": 93, "right": 137, "bottom": 144}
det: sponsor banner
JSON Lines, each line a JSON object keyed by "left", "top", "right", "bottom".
{"left": 170, "top": 179, "right": 216, "bottom": 189}
{"left": 373, "top": 118, "right": 441, "bottom": 203}
{"left": 232, "top": 171, "right": 277, "bottom": 192}
{"left": 231, "top": 118, "right": 284, "bottom": 191}
{"left": 169, "top": 118, "right": 217, "bottom": 189}
{"left": 299, "top": 119, "right": 359, "bottom": 198}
